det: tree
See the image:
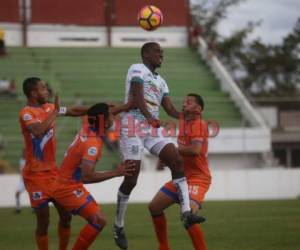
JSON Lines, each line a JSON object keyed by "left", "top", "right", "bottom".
{"left": 191, "top": 1, "right": 299, "bottom": 97}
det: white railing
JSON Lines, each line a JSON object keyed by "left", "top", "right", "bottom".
{"left": 197, "top": 37, "right": 268, "bottom": 129}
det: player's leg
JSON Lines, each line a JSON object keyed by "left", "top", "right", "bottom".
{"left": 113, "top": 134, "right": 143, "bottom": 249}
{"left": 24, "top": 176, "right": 51, "bottom": 250}
{"left": 53, "top": 201, "right": 72, "bottom": 250}
{"left": 186, "top": 179, "right": 211, "bottom": 250}
{"left": 72, "top": 200, "right": 106, "bottom": 250}
{"left": 35, "top": 205, "right": 50, "bottom": 250}
{"left": 157, "top": 143, "right": 205, "bottom": 227}
{"left": 185, "top": 200, "right": 207, "bottom": 250}
{"left": 15, "top": 179, "right": 25, "bottom": 213}
{"left": 148, "top": 186, "right": 176, "bottom": 250}
{"left": 15, "top": 190, "right": 21, "bottom": 213}
{"left": 113, "top": 159, "right": 141, "bottom": 249}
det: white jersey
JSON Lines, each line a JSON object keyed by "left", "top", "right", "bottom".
{"left": 124, "top": 63, "right": 169, "bottom": 121}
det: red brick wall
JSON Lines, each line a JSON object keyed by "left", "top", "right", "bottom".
{"left": 0, "top": 0, "right": 19, "bottom": 22}
{"left": 0, "top": 0, "right": 189, "bottom": 26}
{"left": 31, "top": 0, "right": 105, "bottom": 25}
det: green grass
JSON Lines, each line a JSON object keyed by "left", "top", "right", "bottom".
{"left": 0, "top": 199, "right": 299, "bottom": 250}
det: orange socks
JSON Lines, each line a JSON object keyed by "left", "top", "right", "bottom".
{"left": 58, "top": 225, "right": 71, "bottom": 250}
{"left": 151, "top": 213, "right": 170, "bottom": 250}
{"left": 187, "top": 224, "right": 207, "bottom": 250}
{"left": 72, "top": 224, "right": 100, "bottom": 250}
{"left": 36, "top": 235, "right": 48, "bottom": 250}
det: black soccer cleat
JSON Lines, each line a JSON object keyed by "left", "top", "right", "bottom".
{"left": 113, "top": 224, "right": 128, "bottom": 250}
{"left": 14, "top": 208, "right": 21, "bottom": 214}
{"left": 181, "top": 211, "right": 206, "bottom": 229}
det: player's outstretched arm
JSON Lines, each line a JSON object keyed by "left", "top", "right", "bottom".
{"left": 63, "top": 106, "right": 88, "bottom": 117}
{"left": 110, "top": 101, "right": 135, "bottom": 115}
{"left": 81, "top": 160, "right": 135, "bottom": 184}
{"left": 161, "top": 96, "right": 181, "bottom": 119}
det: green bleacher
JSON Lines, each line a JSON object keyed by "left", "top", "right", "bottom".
{"left": 0, "top": 47, "right": 243, "bottom": 170}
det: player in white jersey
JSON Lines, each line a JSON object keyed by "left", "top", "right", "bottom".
{"left": 113, "top": 42, "right": 205, "bottom": 249}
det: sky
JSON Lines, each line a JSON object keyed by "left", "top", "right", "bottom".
{"left": 191, "top": 0, "right": 300, "bottom": 44}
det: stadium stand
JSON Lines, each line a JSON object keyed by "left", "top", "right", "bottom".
{"left": 0, "top": 47, "right": 243, "bottom": 170}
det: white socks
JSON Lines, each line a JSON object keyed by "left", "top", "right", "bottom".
{"left": 16, "top": 196, "right": 20, "bottom": 210}
{"left": 172, "top": 177, "right": 191, "bottom": 213}
{"left": 115, "top": 190, "right": 130, "bottom": 228}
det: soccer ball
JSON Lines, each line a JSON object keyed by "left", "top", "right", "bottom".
{"left": 138, "top": 5, "right": 163, "bottom": 31}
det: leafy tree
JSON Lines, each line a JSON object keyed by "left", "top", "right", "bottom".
{"left": 192, "top": 1, "right": 299, "bottom": 97}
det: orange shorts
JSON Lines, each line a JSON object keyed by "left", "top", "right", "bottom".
{"left": 23, "top": 170, "right": 57, "bottom": 209}
{"left": 53, "top": 184, "right": 100, "bottom": 217}
{"left": 160, "top": 176, "right": 211, "bottom": 206}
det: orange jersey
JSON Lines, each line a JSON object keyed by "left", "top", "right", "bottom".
{"left": 19, "top": 104, "right": 57, "bottom": 174}
{"left": 178, "top": 118, "right": 211, "bottom": 180}
{"left": 56, "top": 128, "right": 103, "bottom": 185}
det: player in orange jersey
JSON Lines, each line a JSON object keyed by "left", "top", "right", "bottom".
{"left": 19, "top": 77, "right": 89, "bottom": 250}
{"left": 53, "top": 103, "right": 135, "bottom": 250}
{"left": 149, "top": 94, "right": 218, "bottom": 250}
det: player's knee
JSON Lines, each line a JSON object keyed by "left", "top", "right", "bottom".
{"left": 97, "top": 216, "right": 107, "bottom": 228}
{"left": 148, "top": 202, "right": 160, "bottom": 216}
{"left": 168, "top": 157, "right": 183, "bottom": 172}
{"left": 148, "top": 202, "right": 163, "bottom": 217}
{"left": 88, "top": 213, "right": 106, "bottom": 229}
{"left": 123, "top": 177, "right": 138, "bottom": 190}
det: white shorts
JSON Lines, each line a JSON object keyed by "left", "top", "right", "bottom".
{"left": 120, "top": 117, "right": 173, "bottom": 160}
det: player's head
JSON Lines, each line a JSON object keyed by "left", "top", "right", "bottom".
{"left": 87, "top": 103, "right": 113, "bottom": 134}
{"left": 141, "top": 42, "right": 163, "bottom": 69}
{"left": 23, "top": 77, "right": 49, "bottom": 104}
{"left": 183, "top": 93, "right": 204, "bottom": 115}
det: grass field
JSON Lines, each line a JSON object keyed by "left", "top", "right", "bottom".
{"left": 0, "top": 199, "right": 299, "bottom": 250}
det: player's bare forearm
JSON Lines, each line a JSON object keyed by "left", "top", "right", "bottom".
{"left": 65, "top": 106, "right": 88, "bottom": 116}
{"left": 28, "top": 111, "right": 58, "bottom": 138}
{"left": 178, "top": 144, "right": 202, "bottom": 156}
{"left": 131, "top": 82, "right": 153, "bottom": 120}
{"left": 110, "top": 102, "right": 133, "bottom": 115}
{"left": 161, "top": 96, "right": 180, "bottom": 119}
{"left": 81, "top": 161, "right": 135, "bottom": 183}
{"left": 82, "top": 170, "right": 119, "bottom": 184}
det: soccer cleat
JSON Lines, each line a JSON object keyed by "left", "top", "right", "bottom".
{"left": 14, "top": 208, "right": 21, "bottom": 214}
{"left": 181, "top": 211, "right": 206, "bottom": 229}
{"left": 113, "top": 224, "right": 128, "bottom": 250}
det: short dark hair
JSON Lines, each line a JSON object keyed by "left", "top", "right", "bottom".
{"left": 187, "top": 93, "right": 204, "bottom": 110}
{"left": 87, "top": 103, "right": 109, "bottom": 129}
{"left": 23, "top": 77, "right": 41, "bottom": 98}
{"left": 141, "top": 42, "right": 158, "bottom": 58}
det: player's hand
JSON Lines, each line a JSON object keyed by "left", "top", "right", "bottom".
{"left": 54, "top": 93, "right": 60, "bottom": 113}
{"left": 148, "top": 117, "right": 162, "bottom": 128}
{"left": 116, "top": 160, "right": 136, "bottom": 176}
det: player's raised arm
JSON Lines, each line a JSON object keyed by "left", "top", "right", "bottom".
{"left": 80, "top": 160, "right": 135, "bottom": 184}
{"left": 161, "top": 95, "right": 181, "bottom": 119}
{"left": 27, "top": 94, "right": 60, "bottom": 138}
{"left": 131, "top": 81, "right": 153, "bottom": 121}
{"left": 27, "top": 112, "right": 58, "bottom": 138}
